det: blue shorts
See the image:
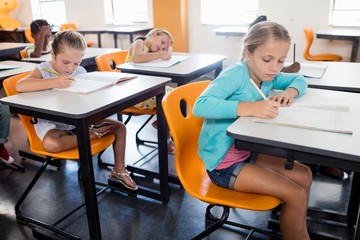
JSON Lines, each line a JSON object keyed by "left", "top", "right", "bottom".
{"left": 206, "top": 154, "right": 256, "bottom": 189}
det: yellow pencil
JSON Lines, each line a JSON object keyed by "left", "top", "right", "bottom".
{"left": 40, "top": 68, "right": 61, "bottom": 76}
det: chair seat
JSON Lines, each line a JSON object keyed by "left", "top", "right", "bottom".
{"left": 306, "top": 53, "right": 342, "bottom": 62}
{"left": 181, "top": 148, "right": 281, "bottom": 211}
{"left": 121, "top": 106, "right": 156, "bottom": 116}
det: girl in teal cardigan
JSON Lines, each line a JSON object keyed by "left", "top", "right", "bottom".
{"left": 193, "top": 21, "right": 311, "bottom": 240}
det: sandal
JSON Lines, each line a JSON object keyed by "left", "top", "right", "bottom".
{"left": 108, "top": 169, "right": 138, "bottom": 191}
{"left": 89, "top": 122, "right": 115, "bottom": 138}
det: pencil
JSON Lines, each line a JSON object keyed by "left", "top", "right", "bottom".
{"left": 40, "top": 68, "right": 61, "bottom": 76}
{"left": 250, "top": 78, "right": 268, "bottom": 100}
{"left": 293, "top": 43, "right": 296, "bottom": 63}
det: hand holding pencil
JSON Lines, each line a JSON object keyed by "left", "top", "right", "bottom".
{"left": 41, "top": 68, "right": 75, "bottom": 88}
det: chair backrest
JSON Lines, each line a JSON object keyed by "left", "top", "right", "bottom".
{"left": 60, "top": 23, "right": 77, "bottom": 31}
{"left": 19, "top": 49, "right": 26, "bottom": 58}
{"left": 2, "top": 72, "right": 115, "bottom": 159}
{"left": 24, "top": 27, "right": 35, "bottom": 43}
{"left": 303, "top": 28, "right": 314, "bottom": 59}
{"left": 95, "top": 50, "right": 129, "bottom": 72}
{"left": 162, "top": 80, "right": 211, "bottom": 198}
{"left": 162, "top": 80, "right": 281, "bottom": 209}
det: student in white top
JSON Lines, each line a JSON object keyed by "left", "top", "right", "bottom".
{"left": 17, "top": 30, "right": 137, "bottom": 191}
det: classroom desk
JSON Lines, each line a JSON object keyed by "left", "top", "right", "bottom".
{"left": 0, "top": 74, "right": 171, "bottom": 239}
{"left": 0, "top": 27, "right": 59, "bottom": 43}
{"left": 315, "top": 27, "right": 360, "bottom": 62}
{"left": 227, "top": 88, "right": 360, "bottom": 240}
{"left": 0, "top": 42, "right": 31, "bottom": 57}
{"left": 22, "top": 47, "right": 119, "bottom": 68}
{"left": 0, "top": 60, "right": 38, "bottom": 81}
{"left": 305, "top": 61, "right": 360, "bottom": 93}
{"left": 213, "top": 26, "right": 248, "bottom": 37}
{"left": 77, "top": 26, "right": 152, "bottom": 48}
{"left": 117, "top": 52, "right": 227, "bottom": 86}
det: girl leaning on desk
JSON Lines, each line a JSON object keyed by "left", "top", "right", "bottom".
{"left": 193, "top": 21, "right": 312, "bottom": 240}
{"left": 16, "top": 29, "right": 137, "bottom": 191}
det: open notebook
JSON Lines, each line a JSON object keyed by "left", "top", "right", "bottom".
{"left": 298, "top": 62, "right": 328, "bottom": 78}
{"left": 131, "top": 55, "right": 189, "bottom": 68}
{"left": 252, "top": 94, "right": 353, "bottom": 134}
{"left": 0, "top": 64, "right": 20, "bottom": 71}
{"left": 53, "top": 71, "right": 137, "bottom": 94}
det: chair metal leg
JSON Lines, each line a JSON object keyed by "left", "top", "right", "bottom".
{"left": 15, "top": 157, "right": 80, "bottom": 240}
{"left": 198, "top": 204, "right": 281, "bottom": 240}
{"left": 192, "top": 204, "right": 229, "bottom": 239}
{"left": 135, "top": 114, "right": 157, "bottom": 146}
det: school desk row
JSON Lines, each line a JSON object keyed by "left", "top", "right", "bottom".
{"left": 1, "top": 59, "right": 360, "bottom": 239}
{"left": 0, "top": 26, "right": 153, "bottom": 48}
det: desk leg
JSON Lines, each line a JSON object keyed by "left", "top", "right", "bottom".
{"left": 215, "top": 65, "right": 223, "bottom": 77}
{"left": 97, "top": 34, "right": 102, "bottom": 48}
{"left": 114, "top": 34, "right": 118, "bottom": 48}
{"left": 350, "top": 38, "right": 359, "bottom": 62}
{"left": 76, "top": 122, "right": 102, "bottom": 240}
{"left": 156, "top": 91, "right": 170, "bottom": 204}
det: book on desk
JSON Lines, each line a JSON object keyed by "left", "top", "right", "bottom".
{"left": 0, "top": 64, "right": 20, "bottom": 71}
{"left": 252, "top": 94, "right": 353, "bottom": 134}
{"left": 130, "top": 55, "right": 189, "bottom": 68}
{"left": 53, "top": 71, "right": 138, "bottom": 94}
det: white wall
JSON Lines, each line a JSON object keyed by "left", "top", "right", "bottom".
{"left": 12, "top": 0, "right": 357, "bottom": 64}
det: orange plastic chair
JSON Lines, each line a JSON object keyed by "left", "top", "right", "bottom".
{"left": 95, "top": 51, "right": 157, "bottom": 148}
{"left": 162, "top": 80, "right": 282, "bottom": 239}
{"left": 24, "top": 27, "right": 35, "bottom": 43}
{"left": 304, "top": 28, "right": 343, "bottom": 61}
{"left": 60, "top": 23, "right": 94, "bottom": 47}
{"left": 19, "top": 49, "right": 26, "bottom": 58}
{"left": 2, "top": 72, "right": 115, "bottom": 238}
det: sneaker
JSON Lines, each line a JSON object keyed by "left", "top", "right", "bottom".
{"left": 0, "top": 144, "right": 14, "bottom": 164}
{"left": 167, "top": 138, "right": 175, "bottom": 155}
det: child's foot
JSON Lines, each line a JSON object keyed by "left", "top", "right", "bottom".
{"left": 0, "top": 144, "right": 14, "bottom": 164}
{"left": 167, "top": 138, "right": 175, "bottom": 155}
{"left": 109, "top": 169, "right": 138, "bottom": 190}
{"left": 282, "top": 62, "right": 301, "bottom": 73}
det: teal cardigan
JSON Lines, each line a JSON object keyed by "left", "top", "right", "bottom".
{"left": 193, "top": 60, "right": 308, "bottom": 171}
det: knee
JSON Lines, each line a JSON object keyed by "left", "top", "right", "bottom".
{"left": 113, "top": 121, "right": 126, "bottom": 137}
{"left": 42, "top": 138, "right": 63, "bottom": 153}
{"left": 302, "top": 164, "right": 313, "bottom": 189}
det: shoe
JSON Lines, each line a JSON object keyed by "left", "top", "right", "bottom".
{"left": 282, "top": 62, "right": 301, "bottom": 73}
{"left": 317, "top": 166, "right": 349, "bottom": 180}
{"left": 0, "top": 144, "right": 14, "bottom": 164}
{"left": 167, "top": 138, "right": 175, "bottom": 155}
{"left": 151, "top": 120, "right": 158, "bottom": 129}
{"left": 108, "top": 169, "right": 138, "bottom": 191}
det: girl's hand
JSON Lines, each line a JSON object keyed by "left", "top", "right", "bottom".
{"left": 160, "top": 52, "right": 171, "bottom": 60}
{"left": 54, "top": 75, "right": 75, "bottom": 88}
{"left": 253, "top": 100, "right": 281, "bottom": 118}
{"left": 270, "top": 88, "right": 298, "bottom": 106}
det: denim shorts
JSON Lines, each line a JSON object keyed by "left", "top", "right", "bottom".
{"left": 206, "top": 154, "right": 256, "bottom": 189}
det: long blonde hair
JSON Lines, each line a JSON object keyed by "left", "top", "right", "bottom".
{"left": 242, "top": 21, "right": 291, "bottom": 59}
{"left": 51, "top": 30, "right": 87, "bottom": 55}
{"left": 134, "top": 28, "right": 173, "bottom": 46}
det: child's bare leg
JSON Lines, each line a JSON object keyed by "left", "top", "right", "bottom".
{"left": 100, "top": 119, "right": 137, "bottom": 189}
{"left": 234, "top": 155, "right": 312, "bottom": 240}
{"left": 42, "top": 129, "right": 78, "bottom": 152}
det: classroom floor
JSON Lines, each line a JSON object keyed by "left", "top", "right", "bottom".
{"left": 0, "top": 85, "right": 356, "bottom": 240}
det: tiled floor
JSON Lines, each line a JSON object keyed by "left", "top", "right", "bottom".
{"left": 0, "top": 86, "right": 356, "bottom": 240}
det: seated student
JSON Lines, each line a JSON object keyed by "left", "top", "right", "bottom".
{"left": 24, "top": 19, "right": 52, "bottom": 58}
{"left": 16, "top": 30, "right": 137, "bottom": 191}
{"left": 0, "top": 104, "right": 14, "bottom": 164}
{"left": 126, "top": 28, "right": 175, "bottom": 154}
{"left": 193, "top": 21, "right": 312, "bottom": 240}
